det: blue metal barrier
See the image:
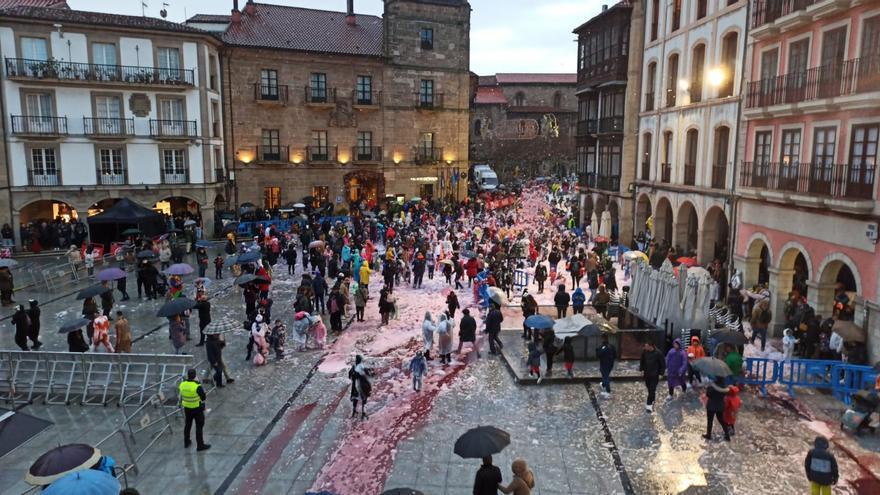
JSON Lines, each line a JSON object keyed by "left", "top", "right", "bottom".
{"left": 742, "top": 358, "right": 779, "bottom": 396}
{"left": 235, "top": 216, "right": 351, "bottom": 236}
{"left": 777, "top": 359, "right": 841, "bottom": 397}
{"left": 831, "top": 364, "right": 878, "bottom": 405}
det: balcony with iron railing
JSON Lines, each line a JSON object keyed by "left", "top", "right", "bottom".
{"left": 415, "top": 92, "right": 444, "bottom": 110}
{"left": 5, "top": 57, "right": 194, "bottom": 87}
{"left": 711, "top": 163, "right": 728, "bottom": 189}
{"left": 214, "top": 168, "right": 227, "bottom": 183}
{"left": 254, "top": 84, "right": 289, "bottom": 103}
{"left": 149, "top": 120, "right": 198, "bottom": 139}
{"left": 661, "top": 163, "right": 671, "bottom": 183}
{"left": 598, "top": 116, "right": 624, "bottom": 134}
{"left": 750, "top": 0, "right": 838, "bottom": 31}
{"left": 305, "top": 87, "right": 337, "bottom": 105}
{"left": 84, "top": 117, "right": 134, "bottom": 137}
{"left": 11, "top": 115, "right": 68, "bottom": 136}
{"left": 353, "top": 90, "right": 381, "bottom": 107}
{"left": 97, "top": 168, "right": 127, "bottom": 186}
{"left": 641, "top": 161, "right": 650, "bottom": 181}
{"left": 576, "top": 120, "right": 598, "bottom": 136}
{"left": 578, "top": 55, "right": 629, "bottom": 86}
{"left": 27, "top": 168, "right": 60, "bottom": 186}
{"left": 352, "top": 146, "right": 383, "bottom": 162}
{"left": 740, "top": 161, "right": 875, "bottom": 201}
{"left": 307, "top": 146, "right": 337, "bottom": 163}
{"left": 595, "top": 175, "right": 621, "bottom": 191}
{"left": 415, "top": 147, "right": 443, "bottom": 164}
{"left": 745, "top": 55, "right": 880, "bottom": 110}
{"left": 683, "top": 163, "right": 696, "bottom": 186}
{"left": 161, "top": 169, "right": 189, "bottom": 185}
{"left": 257, "top": 145, "right": 290, "bottom": 162}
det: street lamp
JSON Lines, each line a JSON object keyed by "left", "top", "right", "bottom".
{"left": 707, "top": 67, "right": 726, "bottom": 89}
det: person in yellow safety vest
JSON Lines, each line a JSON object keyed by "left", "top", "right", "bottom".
{"left": 179, "top": 368, "right": 210, "bottom": 451}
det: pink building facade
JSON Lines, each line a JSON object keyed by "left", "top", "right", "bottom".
{"left": 736, "top": 0, "right": 880, "bottom": 361}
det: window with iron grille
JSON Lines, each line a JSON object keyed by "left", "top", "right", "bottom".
{"left": 163, "top": 149, "right": 187, "bottom": 177}
{"left": 312, "top": 130, "right": 328, "bottom": 159}
{"left": 99, "top": 148, "right": 124, "bottom": 177}
{"left": 31, "top": 148, "right": 57, "bottom": 176}
{"left": 812, "top": 127, "right": 836, "bottom": 181}
{"left": 261, "top": 69, "right": 278, "bottom": 99}
{"left": 356, "top": 75, "right": 372, "bottom": 104}
{"left": 780, "top": 130, "right": 801, "bottom": 180}
{"left": 310, "top": 73, "right": 327, "bottom": 102}
{"left": 419, "top": 80, "right": 434, "bottom": 106}
{"left": 420, "top": 28, "right": 434, "bottom": 50}
{"left": 357, "top": 131, "right": 373, "bottom": 159}
{"left": 754, "top": 131, "right": 772, "bottom": 163}
{"left": 419, "top": 132, "right": 434, "bottom": 155}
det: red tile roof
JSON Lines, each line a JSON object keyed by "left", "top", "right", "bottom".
{"left": 494, "top": 73, "right": 577, "bottom": 85}
{"left": 222, "top": 3, "right": 384, "bottom": 57}
{"left": 0, "top": 0, "right": 67, "bottom": 8}
{"left": 0, "top": 6, "right": 213, "bottom": 35}
{"left": 474, "top": 86, "right": 508, "bottom": 105}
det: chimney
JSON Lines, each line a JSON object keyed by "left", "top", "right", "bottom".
{"left": 346, "top": 0, "right": 356, "bottom": 26}
{"left": 244, "top": 0, "right": 256, "bottom": 15}
{"left": 602, "top": 4, "right": 608, "bottom": 11}
{"left": 231, "top": 0, "right": 241, "bottom": 24}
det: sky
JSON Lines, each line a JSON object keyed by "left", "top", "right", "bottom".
{"left": 67, "top": 0, "right": 607, "bottom": 74}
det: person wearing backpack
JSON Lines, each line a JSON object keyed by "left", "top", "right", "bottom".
{"left": 328, "top": 285, "right": 345, "bottom": 332}
{"left": 804, "top": 436, "right": 838, "bottom": 495}
{"left": 750, "top": 297, "right": 771, "bottom": 351}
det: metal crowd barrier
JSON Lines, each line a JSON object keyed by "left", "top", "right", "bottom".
{"left": 742, "top": 357, "right": 779, "bottom": 396}
{"left": 831, "top": 363, "right": 878, "bottom": 405}
{"left": 236, "top": 215, "right": 351, "bottom": 236}
{"left": 0, "top": 350, "right": 194, "bottom": 407}
{"left": 777, "top": 359, "right": 841, "bottom": 397}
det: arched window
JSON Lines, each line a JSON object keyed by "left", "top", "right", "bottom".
{"left": 691, "top": 44, "right": 705, "bottom": 103}
{"left": 474, "top": 119, "right": 482, "bottom": 137}
{"left": 514, "top": 92, "right": 525, "bottom": 106}
{"left": 553, "top": 92, "right": 562, "bottom": 108}
{"left": 719, "top": 32, "right": 738, "bottom": 97}
{"left": 666, "top": 53, "right": 679, "bottom": 107}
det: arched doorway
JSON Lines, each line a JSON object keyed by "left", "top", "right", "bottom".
{"left": 745, "top": 237, "right": 771, "bottom": 287}
{"left": 608, "top": 200, "right": 620, "bottom": 241}
{"left": 779, "top": 246, "right": 810, "bottom": 298}
{"left": 344, "top": 170, "right": 385, "bottom": 209}
{"left": 653, "top": 197, "right": 673, "bottom": 245}
{"left": 700, "top": 206, "right": 729, "bottom": 263}
{"left": 20, "top": 199, "right": 79, "bottom": 224}
{"left": 817, "top": 258, "right": 860, "bottom": 319}
{"left": 635, "top": 194, "right": 652, "bottom": 236}
{"left": 675, "top": 201, "right": 699, "bottom": 255}
{"left": 594, "top": 196, "right": 607, "bottom": 234}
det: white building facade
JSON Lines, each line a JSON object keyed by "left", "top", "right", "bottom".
{"left": 0, "top": 6, "right": 227, "bottom": 245}
{"left": 635, "top": 0, "right": 746, "bottom": 267}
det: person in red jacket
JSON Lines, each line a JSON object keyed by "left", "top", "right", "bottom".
{"left": 723, "top": 385, "right": 742, "bottom": 436}
{"left": 465, "top": 258, "right": 480, "bottom": 287}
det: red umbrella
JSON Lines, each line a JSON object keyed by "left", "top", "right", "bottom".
{"left": 677, "top": 256, "right": 698, "bottom": 267}
{"left": 594, "top": 236, "right": 608, "bottom": 243}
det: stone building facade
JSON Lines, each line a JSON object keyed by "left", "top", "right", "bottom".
{"left": 573, "top": 1, "right": 645, "bottom": 246}
{"left": 635, "top": 0, "right": 747, "bottom": 265}
{"left": 206, "top": 0, "right": 471, "bottom": 212}
{"left": 0, "top": 5, "right": 226, "bottom": 245}
{"left": 470, "top": 73, "right": 577, "bottom": 181}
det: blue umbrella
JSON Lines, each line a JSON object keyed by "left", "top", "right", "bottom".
{"left": 164, "top": 263, "right": 194, "bottom": 276}
{"left": 42, "top": 469, "right": 120, "bottom": 495}
{"left": 96, "top": 268, "right": 126, "bottom": 281}
{"left": 195, "top": 240, "right": 213, "bottom": 248}
{"left": 524, "top": 314, "right": 554, "bottom": 330}
{"left": 236, "top": 251, "right": 261, "bottom": 264}
{"left": 194, "top": 277, "right": 212, "bottom": 288}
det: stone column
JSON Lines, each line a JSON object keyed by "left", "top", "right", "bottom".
{"left": 806, "top": 280, "right": 837, "bottom": 319}
{"left": 734, "top": 254, "right": 762, "bottom": 288}
{"left": 768, "top": 267, "right": 795, "bottom": 337}
{"left": 11, "top": 210, "right": 21, "bottom": 250}
{"left": 201, "top": 204, "right": 216, "bottom": 239}
{"left": 865, "top": 300, "right": 879, "bottom": 364}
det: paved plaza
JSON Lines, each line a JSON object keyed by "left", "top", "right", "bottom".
{"left": 2, "top": 251, "right": 880, "bottom": 495}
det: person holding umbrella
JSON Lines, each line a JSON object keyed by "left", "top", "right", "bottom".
{"left": 703, "top": 377, "right": 731, "bottom": 441}
{"left": 81, "top": 296, "right": 99, "bottom": 344}
{"left": 99, "top": 281, "right": 114, "bottom": 321}
{"left": 11, "top": 304, "right": 30, "bottom": 351}
{"left": 178, "top": 368, "right": 211, "bottom": 451}
{"left": 455, "top": 425, "right": 510, "bottom": 495}
{"left": 473, "top": 457, "right": 503, "bottom": 495}
{"left": 62, "top": 318, "right": 89, "bottom": 353}
{"left": 169, "top": 314, "right": 187, "bottom": 355}
{"left": 520, "top": 290, "right": 538, "bottom": 340}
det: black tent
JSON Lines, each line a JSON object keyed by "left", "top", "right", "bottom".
{"left": 87, "top": 198, "right": 166, "bottom": 247}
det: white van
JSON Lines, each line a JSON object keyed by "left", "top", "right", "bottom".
{"left": 474, "top": 168, "right": 499, "bottom": 191}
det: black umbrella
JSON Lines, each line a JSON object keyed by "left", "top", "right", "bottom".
{"left": 222, "top": 221, "right": 240, "bottom": 234}
{"left": 692, "top": 357, "right": 732, "bottom": 377}
{"left": 454, "top": 426, "right": 510, "bottom": 459}
{"left": 382, "top": 490, "right": 425, "bottom": 495}
{"left": 136, "top": 249, "right": 157, "bottom": 260}
{"left": 58, "top": 318, "right": 90, "bottom": 334}
{"left": 76, "top": 285, "right": 111, "bottom": 300}
{"left": 25, "top": 443, "right": 102, "bottom": 486}
{"left": 711, "top": 329, "right": 748, "bottom": 346}
{"left": 120, "top": 228, "right": 142, "bottom": 237}
{"left": 156, "top": 298, "right": 197, "bottom": 317}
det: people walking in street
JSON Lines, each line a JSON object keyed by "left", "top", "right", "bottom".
{"left": 520, "top": 290, "right": 537, "bottom": 340}
{"left": 498, "top": 458, "right": 535, "bottom": 495}
{"left": 804, "top": 436, "right": 838, "bottom": 495}
{"left": 379, "top": 286, "right": 394, "bottom": 325}
{"left": 195, "top": 294, "right": 211, "bottom": 347}
{"left": 196, "top": 247, "right": 209, "bottom": 278}
{"left": 251, "top": 315, "right": 269, "bottom": 366}
{"left": 541, "top": 326, "right": 557, "bottom": 378}
{"left": 723, "top": 385, "right": 741, "bottom": 436}
{"left": 703, "top": 377, "right": 731, "bottom": 441}
{"left": 561, "top": 336, "right": 575, "bottom": 378}
{"left": 473, "top": 456, "right": 503, "bottom": 495}
{"left": 457, "top": 308, "right": 479, "bottom": 357}
{"left": 11, "top": 304, "right": 30, "bottom": 351}
{"left": 92, "top": 310, "right": 114, "bottom": 353}
{"left": 100, "top": 281, "right": 114, "bottom": 320}
{"left": 597, "top": 335, "right": 616, "bottom": 396}
{"left": 571, "top": 287, "right": 586, "bottom": 315}
{"left": 554, "top": 285, "right": 570, "bottom": 319}
{"left": 686, "top": 336, "right": 705, "bottom": 386}
{"left": 26, "top": 299, "right": 41, "bottom": 349}
{"left": 114, "top": 311, "right": 132, "bottom": 353}
{"left": 639, "top": 341, "right": 664, "bottom": 413}
{"left": 328, "top": 285, "right": 345, "bottom": 332}
{"left": 422, "top": 311, "right": 436, "bottom": 361}
{"left": 527, "top": 342, "right": 543, "bottom": 380}
{"left": 409, "top": 350, "right": 427, "bottom": 392}
{"left": 354, "top": 285, "right": 368, "bottom": 322}
{"left": 485, "top": 303, "right": 504, "bottom": 355}
{"left": 349, "top": 354, "right": 372, "bottom": 420}
{"left": 750, "top": 296, "right": 772, "bottom": 352}
{"left": 169, "top": 314, "right": 187, "bottom": 355}
{"left": 665, "top": 338, "right": 688, "bottom": 398}
{"left": 446, "top": 291, "right": 460, "bottom": 318}
{"left": 0, "top": 266, "right": 15, "bottom": 306}
{"left": 179, "top": 368, "right": 210, "bottom": 451}
{"left": 534, "top": 263, "right": 547, "bottom": 294}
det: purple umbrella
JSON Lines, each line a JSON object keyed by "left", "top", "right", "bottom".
{"left": 165, "top": 263, "right": 194, "bottom": 276}
{"left": 96, "top": 268, "right": 126, "bottom": 281}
